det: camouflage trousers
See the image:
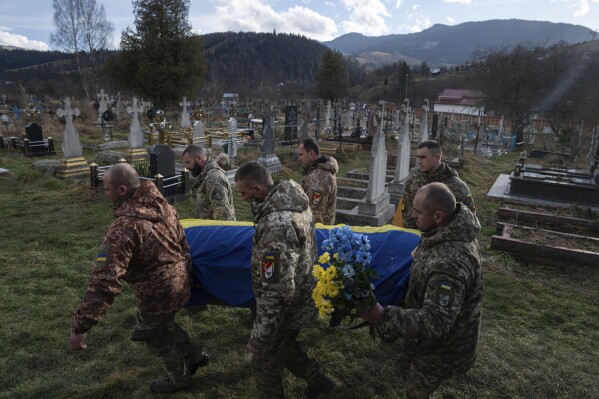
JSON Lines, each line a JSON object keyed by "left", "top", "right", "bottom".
{"left": 132, "top": 310, "right": 203, "bottom": 387}
{"left": 251, "top": 328, "right": 323, "bottom": 399}
{"left": 389, "top": 340, "right": 449, "bottom": 399}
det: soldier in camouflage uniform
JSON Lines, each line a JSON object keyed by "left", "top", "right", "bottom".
{"left": 182, "top": 144, "right": 236, "bottom": 220}
{"left": 298, "top": 137, "right": 339, "bottom": 225}
{"left": 69, "top": 163, "right": 208, "bottom": 395}
{"left": 234, "top": 161, "right": 335, "bottom": 399}
{"left": 360, "top": 182, "right": 483, "bottom": 399}
{"left": 393, "top": 140, "right": 475, "bottom": 229}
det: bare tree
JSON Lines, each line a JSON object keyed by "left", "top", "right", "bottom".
{"left": 51, "top": 0, "right": 113, "bottom": 99}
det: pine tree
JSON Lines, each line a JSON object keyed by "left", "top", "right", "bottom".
{"left": 315, "top": 49, "right": 349, "bottom": 102}
{"left": 108, "top": 0, "right": 205, "bottom": 108}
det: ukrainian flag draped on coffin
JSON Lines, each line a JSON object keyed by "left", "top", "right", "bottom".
{"left": 181, "top": 220, "right": 420, "bottom": 308}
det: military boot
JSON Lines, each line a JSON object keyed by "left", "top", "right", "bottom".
{"left": 304, "top": 375, "right": 336, "bottom": 398}
{"left": 148, "top": 377, "right": 190, "bottom": 395}
{"left": 189, "top": 352, "right": 210, "bottom": 375}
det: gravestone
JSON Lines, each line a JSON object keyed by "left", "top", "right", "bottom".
{"left": 419, "top": 99, "right": 429, "bottom": 143}
{"left": 56, "top": 97, "right": 82, "bottom": 158}
{"left": 298, "top": 103, "right": 310, "bottom": 140}
{"left": 284, "top": 105, "right": 297, "bottom": 141}
{"left": 97, "top": 89, "right": 108, "bottom": 123}
{"left": 258, "top": 111, "right": 282, "bottom": 173}
{"left": 150, "top": 144, "right": 177, "bottom": 196}
{"left": 388, "top": 99, "right": 411, "bottom": 203}
{"left": 227, "top": 117, "right": 238, "bottom": 167}
{"left": 336, "top": 103, "right": 395, "bottom": 226}
{"left": 56, "top": 97, "right": 86, "bottom": 179}
{"left": 180, "top": 96, "right": 191, "bottom": 129}
{"left": 24, "top": 123, "right": 46, "bottom": 155}
{"left": 127, "top": 97, "right": 144, "bottom": 148}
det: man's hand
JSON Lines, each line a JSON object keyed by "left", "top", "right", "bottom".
{"left": 357, "top": 302, "right": 385, "bottom": 324}
{"left": 69, "top": 331, "right": 88, "bottom": 351}
{"left": 247, "top": 340, "right": 261, "bottom": 354}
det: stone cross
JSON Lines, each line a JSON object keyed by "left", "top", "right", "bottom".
{"left": 179, "top": 96, "right": 191, "bottom": 128}
{"left": 127, "top": 97, "right": 144, "bottom": 148}
{"left": 365, "top": 104, "right": 387, "bottom": 202}
{"left": 56, "top": 97, "right": 82, "bottom": 157}
{"left": 395, "top": 98, "right": 411, "bottom": 183}
{"left": 419, "top": 99, "right": 429, "bottom": 143}
{"left": 97, "top": 89, "right": 108, "bottom": 123}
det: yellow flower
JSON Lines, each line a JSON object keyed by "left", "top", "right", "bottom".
{"left": 318, "top": 252, "right": 331, "bottom": 265}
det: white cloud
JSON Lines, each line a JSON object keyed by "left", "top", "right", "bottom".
{"left": 447, "top": 16, "right": 456, "bottom": 24}
{"left": 443, "top": 0, "right": 472, "bottom": 4}
{"left": 340, "top": 0, "right": 392, "bottom": 36}
{"left": 574, "top": 0, "right": 590, "bottom": 16}
{"left": 212, "top": 0, "right": 338, "bottom": 41}
{"left": 394, "top": 0, "right": 404, "bottom": 8}
{"left": 397, "top": 7, "right": 432, "bottom": 33}
{"left": 324, "top": 1, "right": 335, "bottom": 6}
{"left": 0, "top": 30, "right": 49, "bottom": 50}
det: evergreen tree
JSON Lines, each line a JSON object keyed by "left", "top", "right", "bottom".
{"left": 315, "top": 49, "right": 349, "bottom": 102}
{"left": 108, "top": 0, "right": 205, "bottom": 108}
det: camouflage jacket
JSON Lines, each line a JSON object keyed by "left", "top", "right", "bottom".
{"left": 72, "top": 181, "right": 191, "bottom": 334}
{"left": 401, "top": 162, "right": 475, "bottom": 229}
{"left": 250, "top": 180, "right": 318, "bottom": 350}
{"left": 301, "top": 155, "right": 338, "bottom": 225}
{"left": 191, "top": 159, "right": 236, "bottom": 221}
{"left": 378, "top": 204, "right": 483, "bottom": 374}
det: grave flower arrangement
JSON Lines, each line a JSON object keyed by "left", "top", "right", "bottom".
{"left": 215, "top": 152, "right": 231, "bottom": 170}
{"left": 312, "top": 225, "right": 377, "bottom": 327}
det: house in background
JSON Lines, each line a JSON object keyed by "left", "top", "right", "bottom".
{"left": 433, "top": 89, "right": 483, "bottom": 116}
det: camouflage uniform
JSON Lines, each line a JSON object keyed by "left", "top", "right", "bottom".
{"left": 72, "top": 181, "right": 202, "bottom": 388}
{"left": 191, "top": 159, "right": 236, "bottom": 220}
{"left": 301, "top": 155, "right": 338, "bottom": 225}
{"left": 250, "top": 180, "right": 325, "bottom": 398}
{"left": 400, "top": 162, "right": 475, "bottom": 229}
{"left": 377, "top": 204, "right": 483, "bottom": 399}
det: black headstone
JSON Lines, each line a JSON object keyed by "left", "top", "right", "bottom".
{"left": 431, "top": 114, "right": 438, "bottom": 139}
{"left": 149, "top": 144, "right": 175, "bottom": 178}
{"left": 284, "top": 105, "right": 298, "bottom": 141}
{"left": 149, "top": 144, "right": 177, "bottom": 196}
{"left": 25, "top": 122, "right": 47, "bottom": 155}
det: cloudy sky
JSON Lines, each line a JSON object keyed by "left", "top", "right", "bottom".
{"left": 1, "top": 0, "right": 598, "bottom": 51}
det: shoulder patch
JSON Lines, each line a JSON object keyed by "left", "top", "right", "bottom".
{"left": 311, "top": 192, "right": 321, "bottom": 205}
{"left": 94, "top": 243, "right": 110, "bottom": 269}
{"left": 261, "top": 252, "right": 280, "bottom": 283}
{"left": 437, "top": 281, "right": 454, "bottom": 307}
{"left": 211, "top": 188, "right": 224, "bottom": 202}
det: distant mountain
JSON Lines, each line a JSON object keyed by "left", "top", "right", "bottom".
{"left": 324, "top": 19, "right": 596, "bottom": 67}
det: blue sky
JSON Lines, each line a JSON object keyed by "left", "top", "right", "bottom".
{"left": 1, "top": 0, "right": 598, "bottom": 51}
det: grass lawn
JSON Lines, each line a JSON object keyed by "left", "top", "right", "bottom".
{"left": 0, "top": 144, "right": 597, "bottom": 399}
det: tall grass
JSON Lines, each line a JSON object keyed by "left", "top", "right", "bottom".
{"left": 1, "top": 147, "right": 598, "bottom": 399}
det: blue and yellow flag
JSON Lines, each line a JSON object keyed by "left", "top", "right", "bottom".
{"left": 181, "top": 220, "right": 420, "bottom": 308}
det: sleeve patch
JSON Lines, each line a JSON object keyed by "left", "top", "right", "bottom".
{"left": 261, "top": 252, "right": 280, "bottom": 283}
{"left": 94, "top": 243, "right": 110, "bottom": 269}
{"left": 437, "top": 281, "right": 454, "bottom": 307}
{"left": 211, "top": 188, "right": 224, "bottom": 201}
{"left": 311, "top": 192, "right": 321, "bottom": 205}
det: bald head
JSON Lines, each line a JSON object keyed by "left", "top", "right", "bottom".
{"left": 418, "top": 182, "right": 456, "bottom": 216}
{"left": 105, "top": 163, "right": 140, "bottom": 191}
{"left": 411, "top": 182, "right": 456, "bottom": 232}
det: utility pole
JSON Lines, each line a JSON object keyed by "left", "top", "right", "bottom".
{"left": 405, "top": 74, "right": 409, "bottom": 99}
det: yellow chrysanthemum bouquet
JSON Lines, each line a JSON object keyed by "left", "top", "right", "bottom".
{"left": 312, "top": 226, "right": 377, "bottom": 327}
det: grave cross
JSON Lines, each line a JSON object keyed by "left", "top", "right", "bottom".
{"left": 180, "top": 96, "right": 191, "bottom": 128}
{"left": 56, "top": 97, "right": 82, "bottom": 157}
{"left": 127, "top": 97, "right": 144, "bottom": 148}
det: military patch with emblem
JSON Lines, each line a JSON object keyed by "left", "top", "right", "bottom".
{"left": 211, "top": 189, "right": 224, "bottom": 201}
{"left": 312, "top": 192, "right": 321, "bottom": 205}
{"left": 437, "top": 281, "right": 454, "bottom": 307}
{"left": 261, "top": 252, "right": 280, "bottom": 283}
{"left": 94, "top": 243, "right": 110, "bottom": 269}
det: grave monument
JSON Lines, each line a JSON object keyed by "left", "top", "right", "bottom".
{"left": 56, "top": 97, "right": 87, "bottom": 179}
